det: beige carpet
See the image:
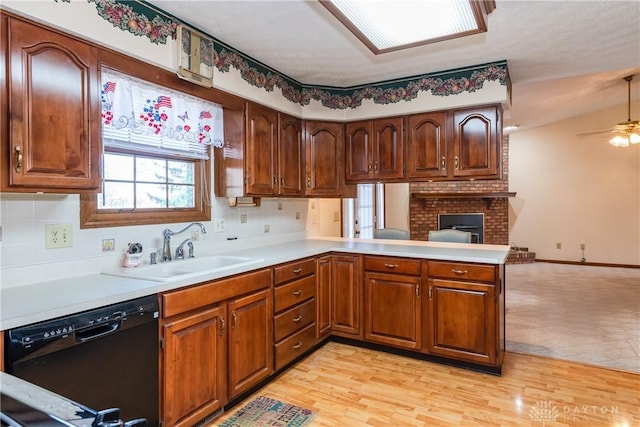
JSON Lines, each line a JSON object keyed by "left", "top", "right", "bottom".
{"left": 505, "top": 262, "right": 640, "bottom": 373}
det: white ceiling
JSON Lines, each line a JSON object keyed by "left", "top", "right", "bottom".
{"left": 151, "top": 0, "right": 640, "bottom": 132}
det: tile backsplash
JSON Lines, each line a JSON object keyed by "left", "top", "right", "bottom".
{"left": 0, "top": 193, "right": 310, "bottom": 288}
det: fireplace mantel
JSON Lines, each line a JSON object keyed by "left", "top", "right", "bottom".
{"left": 411, "top": 192, "right": 516, "bottom": 207}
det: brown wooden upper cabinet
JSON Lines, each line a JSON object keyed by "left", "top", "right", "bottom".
{"left": 244, "top": 102, "right": 303, "bottom": 197}
{"left": 1, "top": 16, "right": 101, "bottom": 192}
{"left": 304, "top": 120, "right": 354, "bottom": 197}
{"left": 407, "top": 104, "right": 502, "bottom": 181}
{"left": 406, "top": 111, "right": 448, "bottom": 180}
{"left": 452, "top": 105, "right": 501, "bottom": 179}
{"left": 345, "top": 116, "right": 404, "bottom": 183}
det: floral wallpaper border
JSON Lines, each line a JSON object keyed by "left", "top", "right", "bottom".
{"left": 56, "top": 0, "right": 510, "bottom": 110}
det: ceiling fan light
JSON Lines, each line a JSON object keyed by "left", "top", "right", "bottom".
{"left": 609, "top": 134, "right": 630, "bottom": 147}
{"left": 630, "top": 132, "right": 640, "bottom": 144}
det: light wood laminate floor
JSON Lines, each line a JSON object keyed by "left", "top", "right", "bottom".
{"left": 214, "top": 342, "right": 640, "bottom": 426}
{"left": 506, "top": 262, "right": 640, "bottom": 373}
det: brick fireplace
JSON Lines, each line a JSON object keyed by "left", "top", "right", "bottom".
{"left": 409, "top": 136, "right": 511, "bottom": 245}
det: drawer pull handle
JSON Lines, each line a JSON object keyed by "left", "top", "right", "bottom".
{"left": 292, "top": 268, "right": 303, "bottom": 274}
{"left": 384, "top": 263, "right": 399, "bottom": 268}
{"left": 232, "top": 311, "right": 238, "bottom": 328}
{"left": 293, "top": 314, "right": 303, "bottom": 323}
{"left": 15, "top": 146, "right": 23, "bottom": 173}
{"left": 219, "top": 317, "right": 225, "bottom": 336}
{"left": 293, "top": 341, "right": 303, "bottom": 350}
{"left": 452, "top": 269, "right": 468, "bottom": 275}
{"left": 293, "top": 289, "right": 303, "bottom": 296}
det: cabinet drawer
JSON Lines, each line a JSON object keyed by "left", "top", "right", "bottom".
{"left": 274, "top": 275, "right": 316, "bottom": 313}
{"left": 162, "top": 269, "right": 271, "bottom": 318}
{"left": 428, "top": 261, "right": 496, "bottom": 282}
{"left": 275, "top": 323, "right": 316, "bottom": 370}
{"left": 274, "top": 258, "right": 316, "bottom": 285}
{"left": 365, "top": 256, "right": 421, "bottom": 275}
{"left": 274, "top": 298, "right": 316, "bottom": 342}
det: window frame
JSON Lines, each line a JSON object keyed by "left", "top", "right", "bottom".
{"left": 80, "top": 50, "right": 244, "bottom": 229}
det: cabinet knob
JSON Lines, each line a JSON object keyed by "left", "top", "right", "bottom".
{"left": 15, "top": 146, "right": 23, "bottom": 173}
{"left": 306, "top": 177, "right": 311, "bottom": 188}
{"left": 441, "top": 156, "right": 446, "bottom": 170}
{"left": 454, "top": 156, "right": 459, "bottom": 169}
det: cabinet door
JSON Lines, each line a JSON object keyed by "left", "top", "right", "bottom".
{"left": 452, "top": 105, "right": 500, "bottom": 179}
{"left": 406, "top": 112, "right": 447, "bottom": 179}
{"left": 316, "top": 256, "right": 332, "bottom": 339}
{"left": 245, "top": 102, "right": 277, "bottom": 195}
{"left": 278, "top": 113, "right": 303, "bottom": 196}
{"left": 365, "top": 272, "right": 421, "bottom": 349}
{"left": 373, "top": 116, "right": 404, "bottom": 180}
{"left": 331, "top": 255, "right": 362, "bottom": 337}
{"left": 345, "top": 120, "right": 373, "bottom": 182}
{"left": 161, "top": 305, "right": 227, "bottom": 427}
{"left": 6, "top": 18, "right": 100, "bottom": 191}
{"left": 228, "top": 288, "right": 273, "bottom": 399}
{"left": 304, "top": 120, "right": 344, "bottom": 196}
{"left": 214, "top": 107, "right": 244, "bottom": 198}
{"left": 425, "top": 278, "right": 497, "bottom": 365}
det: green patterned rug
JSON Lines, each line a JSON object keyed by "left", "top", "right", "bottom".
{"left": 218, "top": 396, "right": 316, "bottom": 427}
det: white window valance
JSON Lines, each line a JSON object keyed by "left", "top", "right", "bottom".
{"left": 101, "top": 70, "right": 224, "bottom": 159}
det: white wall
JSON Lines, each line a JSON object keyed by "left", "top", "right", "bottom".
{"left": 508, "top": 103, "right": 640, "bottom": 265}
{"left": 384, "top": 183, "right": 410, "bottom": 230}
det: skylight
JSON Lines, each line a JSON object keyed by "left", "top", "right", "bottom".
{"left": 320, "top": 0, "right": 492, "bottom": 54}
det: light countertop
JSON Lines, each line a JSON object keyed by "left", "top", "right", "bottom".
{"left": 1, "top": 238, "right": 509, "bottom": 330}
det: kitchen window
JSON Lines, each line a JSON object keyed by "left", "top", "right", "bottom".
{"left": 80, "top": 70, "right": 223, "bottom": 228}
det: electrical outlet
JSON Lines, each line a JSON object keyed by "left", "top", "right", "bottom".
{"left": 190, "top": 230, "right": 200, "bottom": 241}
{"left": 295, "top": 212, "right": 300, "bottom": 220}
{"left": 213, "top": 218, "right": 225, "bottom": 232}
{"left": 45, "top": 224, "right": 73, "bottom": 249}
{"left": 102, "top": 238, "right": 115, "bottom": 252}
{"left": 264, "top": 224, "right": 270, "bottom": 233}
{"left": 556, "top": 242, "right": 562, "bottom": 249}
{"left": 580, "top": 243, "right": 585, "bottom": 250}
{"left": 277, "top": 202, "right": 283, "bottom": 211}
{"left": 240, "top": 214, "right": 248, "bottom": 224}
{"left": 333, "top": 211, "right": 340, "bottom": 222}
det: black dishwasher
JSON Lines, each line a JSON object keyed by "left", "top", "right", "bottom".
{"left": 5, "top": 295, "right": 159, "bottom": 426}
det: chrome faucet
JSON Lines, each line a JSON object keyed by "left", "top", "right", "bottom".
{"left": 175, "top": 239, "right": 194, "bottom": 260}
{"left": 161, "top": 222, "right": 206, "bottom": 261}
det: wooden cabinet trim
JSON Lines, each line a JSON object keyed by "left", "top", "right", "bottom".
{"left": 274, "top": 297, "right": 316, "bottom": 342}
{"left": 364, "top": 255, "right": 421, "bottom": 275}
{"left": 162, "top": 268, "right": 272, "bottom": 318}
{"left": 273, "top": 275, "right": 316, "bottom": 313}
{"left": 274, "top": 258, "right": 316, "bottom": 285}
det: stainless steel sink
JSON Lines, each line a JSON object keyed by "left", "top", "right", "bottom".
{"left": 102, "top": 255, "right": 262, "bottom": 282}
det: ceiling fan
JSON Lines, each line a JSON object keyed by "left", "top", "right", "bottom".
{"left": 578, "top": 75, "right": 640, "bottom": 147}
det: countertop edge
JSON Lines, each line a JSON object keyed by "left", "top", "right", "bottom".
{"left": 1, "top": 238, "right": 509, "bottom": 330}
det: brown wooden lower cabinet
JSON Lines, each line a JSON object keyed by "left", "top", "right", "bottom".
{"left": 161, "top": 305, "right": 227, "bottom": 427}
{"left": 331, "top": 254, "right": 362, "bottom": 338}
{"left": 157, "top": 255, "right": 503, "bottom": 426}
{"left": 227, "top": 288, "right": 273, "bottom": 399}
{"left": 364, "top": 271, "right": 422, "bottom": 350}
{"left": 423, "top": 261, "right": 501, "bottom": 366}
{"left": 159, "top": 269, "right": 272, "bottom": 427}
{"left": 316, "top": 256, "right": 332, "bottom": 339}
